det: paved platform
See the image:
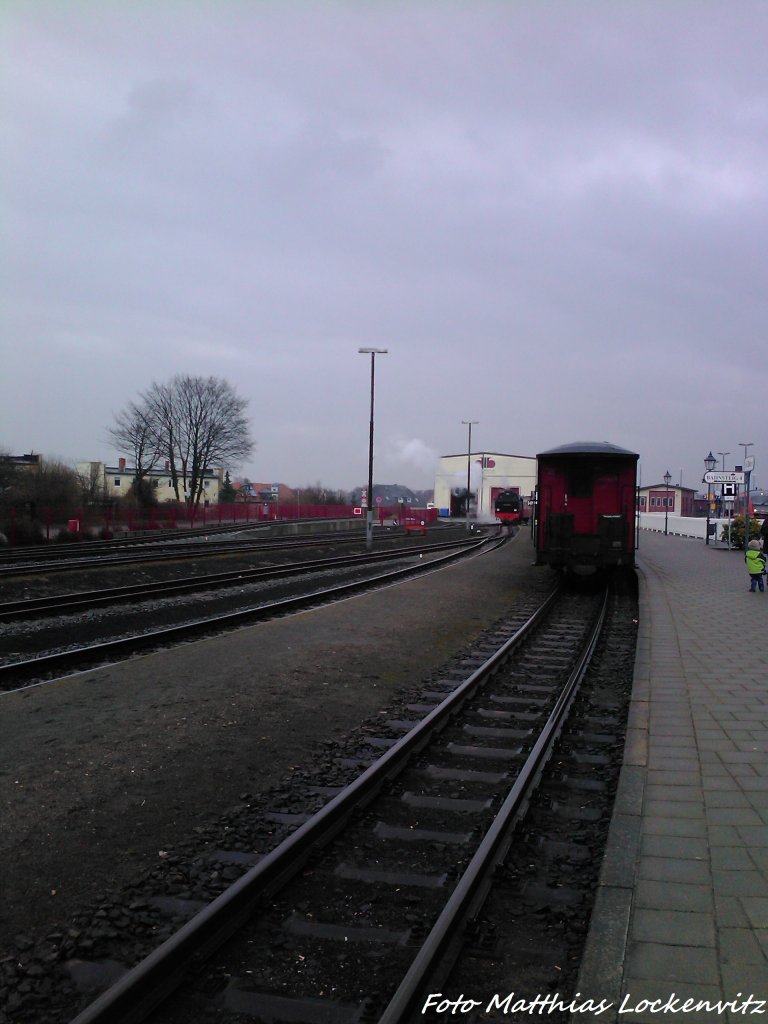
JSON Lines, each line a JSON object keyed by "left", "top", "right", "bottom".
{"left": 575, "top": 530, "right": 768, "bottom": 1023}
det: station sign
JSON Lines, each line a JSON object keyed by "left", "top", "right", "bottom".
{"left": 704, "top": 471, "right": 745, "bottom": 484}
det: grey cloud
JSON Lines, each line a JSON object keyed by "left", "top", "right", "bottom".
{"left": 3, "top": 1, "right": 766, "bottom": 491}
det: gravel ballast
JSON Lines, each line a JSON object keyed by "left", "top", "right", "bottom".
{"left": 0, "top": 531, "right": 549, "bottom": 955}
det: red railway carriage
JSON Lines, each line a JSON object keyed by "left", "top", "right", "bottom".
{"left": 534, "top": 442, "right": 639, "bottom": 571}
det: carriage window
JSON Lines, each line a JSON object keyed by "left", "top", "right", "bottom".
{"left": 566, "top": 467, "right": 592, "bottom": 498}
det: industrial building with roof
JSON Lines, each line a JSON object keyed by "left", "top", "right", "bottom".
{"left": 433, "top": 452, "right": 537, "bottom": 519}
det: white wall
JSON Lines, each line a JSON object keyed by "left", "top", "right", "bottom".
{"left": 638, "top": 512, "right": 730, "bottom": 541}
{"left": 433, "top": 453, "right": 536, "bottom": 516}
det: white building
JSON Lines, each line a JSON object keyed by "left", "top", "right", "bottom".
{"left": 77, "top": 459, "right": 223, "bottom": 504}
{"left": 433, "top": 452, "right": 537, "bottom": 519}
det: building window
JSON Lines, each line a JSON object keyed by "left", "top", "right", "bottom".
{"left": 114, "top": 478, "right": 121, "bottom": 487}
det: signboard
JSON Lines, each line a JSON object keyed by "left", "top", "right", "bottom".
{"left": 744, "top": 456, "right": 755, "bottom": 472}
{"left": 704, "top": 471, "right": 745, "bottom": 484}
{"left": 722, "top": 482, "right": 736, "bottom": 497}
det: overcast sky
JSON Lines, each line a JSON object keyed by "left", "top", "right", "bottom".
{"left": 3, "top": 1, "right": 766, "bottom": 493}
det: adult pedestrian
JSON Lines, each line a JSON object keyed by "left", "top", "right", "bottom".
{"left": 761, "top": 515, "right": 768, "bottom": 553}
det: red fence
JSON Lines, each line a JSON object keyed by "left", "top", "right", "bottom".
{"left": 2, "top": 502, "right": 438, "bottom": 545}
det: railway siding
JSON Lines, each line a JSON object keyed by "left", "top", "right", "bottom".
{"left": 0, "top": 532, "right": 550, "bottom": 974}
{"left": 1, "top": 556, "right": 641, "bottom": 1024}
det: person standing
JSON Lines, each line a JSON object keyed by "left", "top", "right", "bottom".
{"left": 760, "top": 515, "right": 768, "bottom": 552}
{"left": 746, "top": 540, "right": 767, "bottom": 592}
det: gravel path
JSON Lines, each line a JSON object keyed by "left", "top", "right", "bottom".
{"left": 0, "top": 530, "right": 550, "bottom": 953}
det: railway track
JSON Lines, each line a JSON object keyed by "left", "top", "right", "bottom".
{"left": 0, "top": 516, "right": 399, "bottom": 569}
{"left": 0, "top": 537, "right": 486, "bottom": 622}
{"left": 0, "top": 523, "right": 273, "bottom": 571}
{"left": 0, "top": 534, "right": 499, "bottom": 688}
{"left": 0, "top": 528, "right": 385, "bottom": 579}
{"left": 35, "top": 580, "right": 630, "bottom": 1024}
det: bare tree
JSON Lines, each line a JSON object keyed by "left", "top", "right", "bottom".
{"left": 114, "top": 375, "right": 254, "bottom": 510}
{"left": 140, "top": 381, "right": 182, "bottom": 500}
{"left": 12, "top": 460, "right": 80, "bottom": 519}
{"left": 299, "top": 483, "right": 351, "bottom": 505}
{"left": 0, "top": 450, "right": 18, "bottom": 497}
{"left": 107, "top": 400, "right": 162, "bottom": 506}
{"left": 177, "top": 376, "right": 254, "bottom": 507}
{"left": 76, "top": 462, "right": 109, "bottom": 506}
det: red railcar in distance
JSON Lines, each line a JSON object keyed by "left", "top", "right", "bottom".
{"left": 534, "top": 442, "right": 639, "bottom": 572}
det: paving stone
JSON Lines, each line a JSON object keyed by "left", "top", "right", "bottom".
{"left": 718, "top": 927, "right": 767, "bottom": 965}
{"left": 642, "top": 816, "right": 707, "bottom": 839}
{"left": 630, "top": 908, "right": 715, "bottom": 947}
{"left": 741, "top": 898, "right": 768, "bottom": 928}
{"left": 641, "top": 835, "right": 708, "bottom": 860}
{"left": 624, "top": 940, "right": 719, "bottom": 984}
{"left": 634, "top": 879, "right": 713, "bottom": 914}
{"left": 714, "top": 895, "right": 752, "bottom": 928}
{"left": 712, "top": 870, "right": 768, "bottom": 898}
{"left": 637, "top": 856, "right": 711, "bottom": 885}
{"left": 572, "top": 532, "right": 768, "bottom": 1017}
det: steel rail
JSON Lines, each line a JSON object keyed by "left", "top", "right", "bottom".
{"left": 0, "top": 537, "right": 483, "bottom": 621}
{"left": 0, "top": 531, "right": 368, "bottom": 578}
{"left": 0, "top": 527, "right": 288, "bottom": 570}
{"left": 0, "top": 520, "right": 271, "bottom": 564}
{"left": 1, "top": 535, "right": 501, "bottom": 688}
{"left": 0, "top": 527, "right": 477, "bottom": 579}
{"left": 0, "top": 517, "right": 371, "bottom": 566}
{"left": 377, "top": 584, "right": 610, "bottom": 1023}
{"left": 67, "top": 580, "right": 560, "bottom": 1024}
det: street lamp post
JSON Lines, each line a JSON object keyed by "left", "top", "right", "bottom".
{"left": 739, "top": 442, "right": 754, "bottom": 542}
{"left": 717, "top": 451, "right": 730, "bottom": 521}
{"left": 704, "top": 451, "right": 716, "bottom": 545}
{"left": 358, "top": 347, "right": 388, "bottom": 551}
{"left": 461, "top": 420, "right": 478, "bottom": 531}
{"left": 664, "top": 469, "right": 672, "bottom": 536}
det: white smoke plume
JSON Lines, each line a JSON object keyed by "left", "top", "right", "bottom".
{"left": 389, "top": 437, "right": 441, "bottom": 474}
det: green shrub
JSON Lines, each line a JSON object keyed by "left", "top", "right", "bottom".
{"left": 720, "top": 515, "right": 761, "bottom": 549}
